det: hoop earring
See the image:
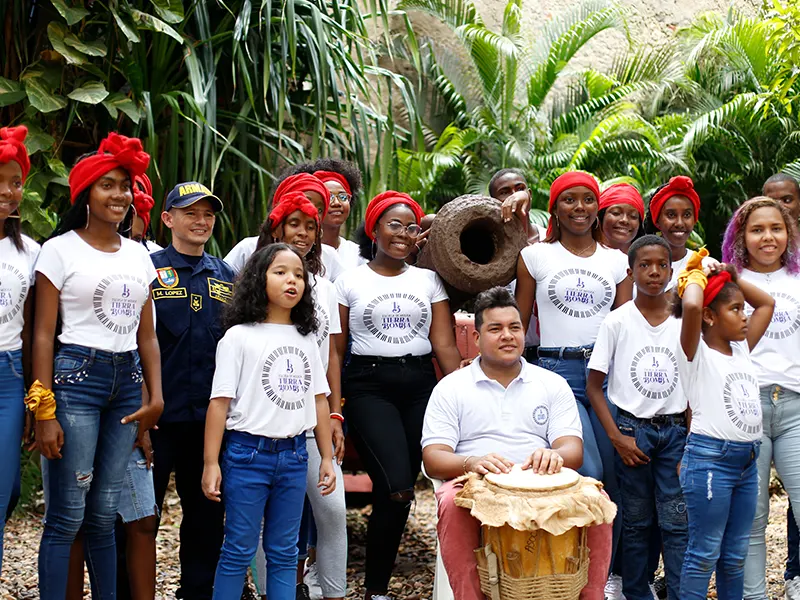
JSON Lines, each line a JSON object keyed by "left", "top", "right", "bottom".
{"left": 593, "top": 217, "right": 600, "bottom": 230}
{"left": 7, "top": 209, "right": 20, "bottom": 219}
{"left": 120, "top": 205, "right": 137, "bottom": 233}
{"left": 85, "top": 205, "right": 91, "bottom": 230}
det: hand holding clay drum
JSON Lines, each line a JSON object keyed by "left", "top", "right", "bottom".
{"left": 455, "top": 465, "right": 616, "bottom": 600}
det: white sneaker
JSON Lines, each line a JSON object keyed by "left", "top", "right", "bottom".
{"left": 604, "top": 574, "right": 625, "bottom": 600}
{"left": 787, "top": 576, "right": 800, "bottom": 600}
{"left": 370, "top": 596, "right": 392, "bottom": 600}
{"left": 303, "top": 560, "right": 323, "bottom": 600}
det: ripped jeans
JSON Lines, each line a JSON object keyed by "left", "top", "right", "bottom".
{"left": 679, "top": 433, "right": 760, "bottom": 600}
{"left": 39, "top": 344, "right": 142, "bottom": 600}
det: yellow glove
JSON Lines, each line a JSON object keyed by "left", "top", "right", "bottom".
{"left": 25, "top": 380, "right": 57, "bottom": 421}
{"left": 676, "top": 248, "right": 709, "bottom": 298}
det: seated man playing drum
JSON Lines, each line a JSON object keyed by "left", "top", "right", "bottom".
{"left": 422, "top": 286, "right": 612, "bottom": 600}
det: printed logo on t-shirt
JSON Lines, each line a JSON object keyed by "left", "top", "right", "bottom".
{"left": 316, "top": 308, "right": 330, "bottom": 348}
{"left": 533, "top": 405, "right": 550, "bottom": 425}
{"left": 0, "top": 263, "right": 27, "bottom": 324}
{"left": 92, "top": 275, "right": 148, "bottom": 335}
{"left": 723, "top": 372, "right": 762, "bottom": 436}
{"left": 261, "top": 346, "right": 312, "bottom": 410}
{"left": 629, "top": 346, "right": 679, "bottom": 400}
{"left": 363, "top": 293, "right": 428, "bottom": 344}
{"left": 764, "top": 292, "right": 800, "bottom": 340}
{"left": 547, "top": 268, "right": 613, "bottom": 319}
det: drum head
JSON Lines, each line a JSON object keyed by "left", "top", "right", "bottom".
{"left": 485, "top": 465, "right": 580, "bottom": 492}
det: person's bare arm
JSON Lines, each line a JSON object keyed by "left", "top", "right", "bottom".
{"left": 612, "top": 278, "right": 633, "bottom": 308}
{"left": 680, "top": 283, "right": 705, "bottom": 361}
{"left": 515, "top": 255, "right": 536, "bottom": 334}
{"left": 430, "top": 301, "right": 462, "bottom": 375}
{"left": 335, "top": 304, "right": 349, "bottom": 368}
{"left": 202, "top": 396, "right": 232, "bottom": 502}
{"left": 736, "top": 275, "right": 775, "bottom": 350}
{"left": 326, "top": 336, "right": 345, "bottom": 464}
{"left": 123, "top": 292, "right": 164, "bottom": 433}
{"left": 313, "top": 393, "right": 336, "bottom": 496}
{"left": 21, "top": 293, "right": 34, "bottom": 387}
{"left": 422, "top": 444, "right": 514, "bottom": 481}
{"left": 522, "top": 436, "right": 583, "bottom": 472}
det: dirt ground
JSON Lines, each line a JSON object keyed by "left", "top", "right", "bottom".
{"left": 0, "top": 483, "right": 792, "bottom": 599}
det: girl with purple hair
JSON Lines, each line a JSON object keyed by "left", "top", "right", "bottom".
{"left": 722, "top": 197, "right": 800, "bottom": 600}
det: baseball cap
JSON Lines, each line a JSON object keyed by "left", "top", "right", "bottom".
{"left": 165, "top": 181, "right": 223, "bottom": 212}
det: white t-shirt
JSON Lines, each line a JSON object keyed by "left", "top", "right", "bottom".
{"left": 589, "top": 301, "right": 686, "bottom": 417}
{"left": 331, "top": 237, "right": 366, "bottom": 271}
{"left": 144, "top": 240, "right": 163, "bottom": 254}
{"left": 0, "top": 235, "right": 40, "bottom": 351}
{"left": 210, "top": 322, "right": 330, "bottom": 438}
{"left": 741, "top": 268, "right": 800, "bottom": 393}
{"left": 36, "top": 231, "right": 156, "bottom": 353}
{"left": 520, "top": 242, "right": 628, "bottom": 347}
{"left": 668, "top": 250, "right": 695, "bottom": 292}
{"left": 224, "top": 236, "right": 343, "bottom": 282}
{"left": 421, "top": 358, "right": 582, "bottom": 464}
{"left": 336, "top": 264, "right": 448, "bottom": 357}
{"left": 311, "top": 274, "right": 341, "bottom": 372}
{"left": 678, "top": 339, "right": 762, "bottom": 442}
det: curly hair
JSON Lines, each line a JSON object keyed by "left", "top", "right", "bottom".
{"left": 672, "top": 280, "right": 740, "bottom": 321}
{"left": 273, "top": 158, "right": 363, "bottom": 203}
{"left": 721, "top": 196, "right": 800, "bottom": 275}
{"left": 253, "top": 215, "right": 325, "bottom": 277}
{"left": 222, "top": 243, "right": 318, "bottom": 336}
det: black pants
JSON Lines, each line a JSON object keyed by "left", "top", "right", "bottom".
{"left": 151, "top": 421, "right": 225, "bottom": 600}
{"left": 344, "top": 355, "right": 437, "bottom": 593}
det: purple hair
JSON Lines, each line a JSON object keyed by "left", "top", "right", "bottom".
{"left": 722, "top": 197, "right": 800, "bottom": 275}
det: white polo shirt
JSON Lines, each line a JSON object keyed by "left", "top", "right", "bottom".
{"left": 224, "top": 236, "right": 344, "bottom": 282}
{"left": 421, "top": 358, "right": 582, "bottom": 464}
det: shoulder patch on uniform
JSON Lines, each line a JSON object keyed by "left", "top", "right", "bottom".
{"left": 156, "top": 267, "right": 179, "bottom": 288}
{"left": 153, "top": 287, "right": 187, "bottom": 300}
{"left": 191, "top": 293, "right": 203, "bottom": 312}
{"left": 208, "top": 278, "right": 234, "bottom": 303}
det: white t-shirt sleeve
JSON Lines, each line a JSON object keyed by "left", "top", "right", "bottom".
{"left": 223, "top": 239, "right": 253, "bottom": 275}
{"left": 421, "top": 383, "right": 460, "bottom": 451}
{"left": 210, "top": 329, "right": 242, "bottom": 399}
{"left": 35, "top": 240, "right": 67, "bottom": 290}
{"left": 678, "top": 336, "right": 702, "bottom": 391}
{"left": 546, "top": 376, "right": 583, "bottom": 443}
{"left": 309, "top": 340, "right": 331, "bottom": 398}
{"left": 335, "top": 272, "right": 350, "bottom": 307}
{"left": 587, "top": 314, "right": 617, "bottom": 374}
{"left": 610, "top": 250, "right": 629, "bottom": 285}
{"left": 520, "top": 244, "right": 541, "bottom": 280}
{"left": 328, "top": 287, "right": 342, "bottom": 335}
{"left": 431, "top": 272, "right": 449, "bottom": 303}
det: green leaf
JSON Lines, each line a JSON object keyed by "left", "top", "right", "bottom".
{"left": 64, "top": 34, "right": 107, "bottom": 57}
{"left": 0, "top": 77, "right": 26, "bottom": 107}
{"left": 148, "top": 0, "right": 184, "bottom": 24}
{"left": 128, "top": 9, "right": 184, "bottom": 43}
{"left": 68, "top": 81, "right": 109, "bottom": 104}
{"left": 23, "top": 78, "right": 67, "bottom": 113}
{"left": 21, "top": 124, "right": 55, "bottom": 154}
{"left": 47, "top": 22, "right": 87, "bottom": 64}
{"left": 110, "top": 5, "right": 140, "bottom": 43}
{"left": 103, "top": 92, "right": 141, "bottom": 123}
{"left": 49, "top": 0, "right": 89, "bottom": 26}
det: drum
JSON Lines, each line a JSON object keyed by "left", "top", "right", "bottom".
{"left": 454, "top": 465, "right": 616, "bottom": 600}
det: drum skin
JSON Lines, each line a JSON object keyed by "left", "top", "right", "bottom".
{"left": 417, "top": 195, "right": 528, "bottom": 295}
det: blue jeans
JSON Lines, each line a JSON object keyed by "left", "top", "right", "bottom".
{"left": 616, "top": 412, "right": 688, "bottom": 600}
{"left": 213, "top": 431, "right": 308, "bottom": 600}
{"left": 679, "top": 433, "right": 760, "bottom": 600}
{"left": 0, "top": 349, "right": 25, "bottom": 569}
{"left": 39, "top": 345, "right": 142, "bottom": 600}
{"left": 744, "top": 386, "right": 800, "bottom": 598}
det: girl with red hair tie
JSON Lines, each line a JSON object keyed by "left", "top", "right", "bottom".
{"left": 31, "top": 134, "right": 164, "bottom": 600}
{"left": 335, "top": 192, "right": 462, "bottom": 600}
{"left": 598, "top": 183, "right": 646, "bottom": 253}
{"left": 0, "top": 126, "right": 39, "bottom": 569}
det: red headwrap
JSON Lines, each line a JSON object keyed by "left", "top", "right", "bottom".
{"left": 314, "top": 171, "right": 351, "bottom": 196}
{"left": 268, "top": 192, "right": 320, "bottom": 230}
{"left": 703, "top": 271, "right": 732, "bottom": 307}
{"left": 133, "top": 174, "right": 155, "bottom": 233}
{"left": 599, "top": 183, "right": 645, "bottom": 219}
{"left": 68, "top": 133, "right": 150, "bottom": 204}
{"left": 649, "top": 175, "right": 701, "bottom": 225}
{"left": 273, "top": 174, "right": 331, "bottom": 219}
{"left": 547, "top": 172, "right": 600, "bottom": 236}
{"left": 0, "top": 126, "right": 31, "bottom": 182}
{"left": 364, "top": 191, "right": 424, "bottom": 241}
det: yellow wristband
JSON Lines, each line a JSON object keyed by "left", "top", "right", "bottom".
{"left": 677, "top": 248, "right": 709, "bottom": 298}
{"left": 25, "top": 380, "right": 57, "bottom": 421}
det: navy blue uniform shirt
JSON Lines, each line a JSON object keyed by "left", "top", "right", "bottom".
{"left": 150, "top": 245, "right": 235, "bottom": 423}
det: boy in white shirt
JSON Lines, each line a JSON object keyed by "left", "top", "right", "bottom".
{"left": 587, "top": 235, "right": 688, "bottom": 600}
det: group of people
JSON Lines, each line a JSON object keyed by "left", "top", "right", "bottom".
{"left": 0, "top": 121, "right": 799, "bottom": 600}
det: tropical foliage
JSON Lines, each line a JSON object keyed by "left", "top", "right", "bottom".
{"left": 0, "top": 0, "right": 418, "bottom": 253}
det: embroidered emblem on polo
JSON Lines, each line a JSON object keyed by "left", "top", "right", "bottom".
{"left": 533, "top": 405, "right": 549, "bottom": 425}
{"left": 156, "top": 267, "right": 179, "bottom": 288}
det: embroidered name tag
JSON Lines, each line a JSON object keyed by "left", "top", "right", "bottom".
{"left": 153, "top": 287, "right": 188, "bottom": 300}
{"left": 208, "top": 278, "right": 234, "bottom": 303}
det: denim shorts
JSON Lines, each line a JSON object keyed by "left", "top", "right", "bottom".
{"left": 117, "top": 448, "right": 158, "bottom": 524}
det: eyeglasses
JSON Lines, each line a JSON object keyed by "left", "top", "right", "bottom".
{"left": 329, "top": 192, "right": 352, "bottom": 204}
{"left": 385, "top": 220, "right": 422, "bottom": 238}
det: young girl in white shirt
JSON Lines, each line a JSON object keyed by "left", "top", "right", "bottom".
{"left": 252, "top": 192, "right": 347, "bottom": 600}
{"left": 721, "top": 197, "right": 800, "bottom": 599}
{"left": 675, "top": 253, "right": 774, "bottom": 600}
{"left": 202, "top": 243, "right": 336, "bottom": 600}
{"left": 31, "top": 134, "right": 164, "bottom": 600}
{"left": 0, "top": 126, "right": 39, "bottom": 569}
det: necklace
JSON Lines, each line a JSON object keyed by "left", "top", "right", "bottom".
{"left": 561, "top": 240, "right": 596, "bottom": 257}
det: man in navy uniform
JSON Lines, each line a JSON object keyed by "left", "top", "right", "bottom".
{"left": 150, "top": 182, "right": 235, "bottom": 599}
